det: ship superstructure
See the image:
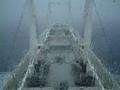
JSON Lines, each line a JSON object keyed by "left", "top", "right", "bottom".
{"left": 2, "top": 0, "right": 120, "bottom": 90}
{"left": 3, "top": 24, "right": 120, "bottom": 90}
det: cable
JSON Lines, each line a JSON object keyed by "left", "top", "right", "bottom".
{"left": 12, "top": 0, "right": 38, "bottom": 48}
{"left": 12, "top": 0, "right": 29, "bottom": 49}
{"left": 9, "top": 0, "right": 30, "bottom": 70}
{"left": 93, "top": 0, "right": 112, "bottom": 60}
{"left": 30, "top": 0, "right": 39, "bottom": 39}
{"left": 68, "top": 0, "right": 74, "bottom": 26}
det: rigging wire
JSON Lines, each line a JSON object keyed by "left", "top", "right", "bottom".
{"left": 12, "top": 0, "right": 38, "bottom": 51}
{"left": 9, "top": 0, "right": 39, "bottom": 70}
{"left": 46, "top": 1, "right": 52, "bottom": 27}
{"left": 68, "top": 0, "right": 74, "bottom": 26}
{"left": 30, "top": 0, "right": 39, "bottom": 39}
{"left": 8, "top": 0, "right": 29, "bottom": 70}
{"left": 12, "top": 0, "right": 28, "bottom": 49}
{"left": 92, "top": 0, "right": 112, "bottom": 60}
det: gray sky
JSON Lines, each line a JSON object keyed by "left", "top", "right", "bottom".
{"left": 0, "top": 0, "right": 120, "bottom": 29}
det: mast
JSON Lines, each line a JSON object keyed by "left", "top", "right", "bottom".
{"left": 47, "top": 0, "right": 73, "bottom": 26}
{"left": 83, "top": 0, "right": 93, "bottom": 58}
{"left": 29, "top": 0, "right": 37, "bottom": 50}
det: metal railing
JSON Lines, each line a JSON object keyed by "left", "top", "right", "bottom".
{"left": 88, "top": 50, "right": 120, "bottom": 90}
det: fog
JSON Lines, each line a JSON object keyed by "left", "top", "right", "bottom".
{"left": 0, "top": 0, "right": 120, "bottom": 75}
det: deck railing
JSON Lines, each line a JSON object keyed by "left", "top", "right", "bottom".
{"left": 3, "top": 49, "right": 37, "bottom": 90}
{"left": 88, "top": 50, "right": 120, "bottom": 90}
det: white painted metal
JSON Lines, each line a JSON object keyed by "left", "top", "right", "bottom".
{"left": 29, "top": 0, "right": 38, "bottom": 50}
{"left": 47, "top": 0, "right": 72, "bottom": 26}
{"left": 3, "top": 0, "right": 120, "bottom": 90}
{"left": 83, "top": 0, "right": 93, "bottom": 58}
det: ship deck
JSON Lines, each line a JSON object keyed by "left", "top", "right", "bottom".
{"left": 3, "top": 24, "right": 120, "bottom": 90}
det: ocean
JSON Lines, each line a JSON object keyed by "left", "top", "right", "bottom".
{"left": 0, "top": 72, "right": 11, "bottom": 89}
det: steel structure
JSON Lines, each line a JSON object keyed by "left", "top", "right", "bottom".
{"left": 2, "top": 0, "right": 120, "bottom": 90}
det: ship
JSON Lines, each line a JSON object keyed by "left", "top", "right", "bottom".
{"left": 2, "top": 0, "right": 120, "bottom": 90}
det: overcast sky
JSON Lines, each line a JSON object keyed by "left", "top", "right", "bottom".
{"left": 0, "top": 0, "right": 120, "bottom": 26}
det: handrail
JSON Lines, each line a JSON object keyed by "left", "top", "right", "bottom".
{"left": 71, "top": 28, "right": 120, "bottom": 90}
{"left": 88, "top": 50, "right": 120, "bottom": 90}
{"left": 3, "top": 49, "right": 36, "bottom": 90}
{"left": 17, "top": 49, "right": 40, "bottom": 90}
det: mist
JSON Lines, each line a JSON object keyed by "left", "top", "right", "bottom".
{"left": 0, "top": 0, "right": 120, "bottom": 75}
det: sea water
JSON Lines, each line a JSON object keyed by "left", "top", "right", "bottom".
{"left": 0, "top": 72, "right": 10, "bottom": 89}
